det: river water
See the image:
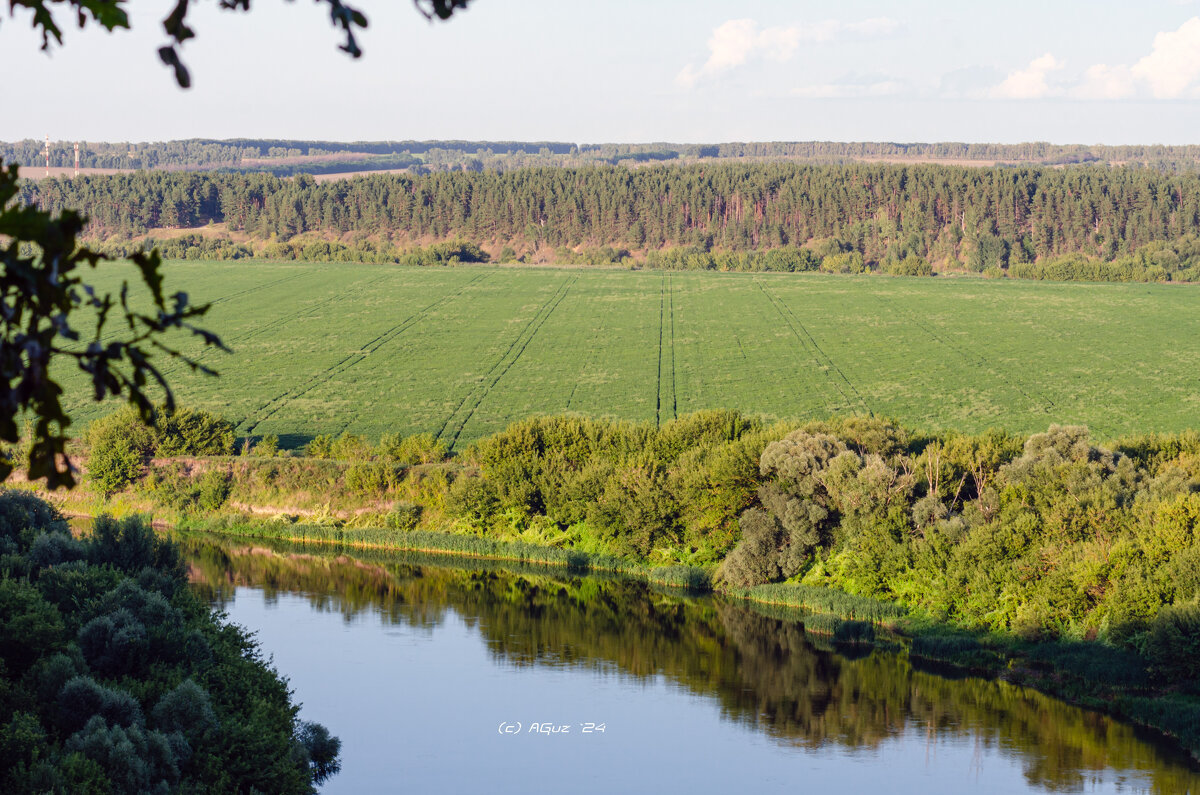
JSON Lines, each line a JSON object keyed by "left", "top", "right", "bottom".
{"left": 179, "top": 535, "right": 1200, "bottom": 794}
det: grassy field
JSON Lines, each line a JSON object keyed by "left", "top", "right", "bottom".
{"left": 56, "top": 261, "right": 1200, "bottom": 448}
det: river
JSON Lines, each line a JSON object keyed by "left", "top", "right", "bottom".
{"left": 178, "top": 534, "right": 1200, "bottom": 794}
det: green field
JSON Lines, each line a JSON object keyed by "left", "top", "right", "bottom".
{"left": 57, "top": 261, "right": 1200, "bottom": 447}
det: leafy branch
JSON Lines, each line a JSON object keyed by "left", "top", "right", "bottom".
{"left": 6, "top": 0, "right": 472, "bottom": 88}
{"left": 0, "top": 161, "right": 227, "bottom": 488}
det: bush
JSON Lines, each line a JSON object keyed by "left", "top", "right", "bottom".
{"left": 329, "top": 433, "right": 372, "bottom": 461}
{"left": 883, "top": 254, "right": 933, "bottom": 277}
{"left": 56, "top": 676, "right": 143, "bottom": 734}
{"left": 379, "top": 432, "right": 446, "bottom": 466}
{"left": 385, "top": 502, "right": 422, "bottom": 531}
{"left": 1145, "top": 601, "right": 1200, "bottom": 679}
{"left": 446, "top": 476, "right": 499, "bottom": 527}
{"left": 86, "top": 409, "right": 157, "bottom": 495}
{"left": 196, "top": 469, "right": 232, "bottom": 511}
{"left": 344, "top": 461, "right": 394, "bottom": 495}
{"left": 249, "top": 434, "right": 279, "bottom": 457}
{"left": 305, "top": 434, "right": 334, "bottom": 459}
{"left": 0, "top": 490, "right": 69, "bottom": 550}
{"left": 153, "top": 407, "right": 236, "bottom": 456}
{"left": 88, "top": 516, "right": 182, "bottom": 577}
{"left": 819, "top": 251, "right": 867, "bottom": 274}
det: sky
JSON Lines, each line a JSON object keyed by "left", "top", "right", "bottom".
{"left": 2, "top": 0, "right": 1200, "bottom": 144}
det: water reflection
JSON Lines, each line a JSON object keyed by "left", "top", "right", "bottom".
{"left": 180, "top": 534, "right": 1200, "bottom": 794}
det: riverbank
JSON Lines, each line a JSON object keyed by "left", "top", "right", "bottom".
{"left": 172, "top": 516, "right": 1200, "bottom": 765}
{"left": 44, "top": 409, "right": 1200, "bottom": 766}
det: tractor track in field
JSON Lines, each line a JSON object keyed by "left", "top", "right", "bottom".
{"left": 152, "top": 274, "right": 384, "bottom": 382}
{"left": 655, "top": 274, "right": 665, "bottom": 426}
{"left": 435, "top": 273, "right": 579, "bottom": 449}
{"left": 241, "top": 272, "right": 493, "bottom": 436}
{"left": 84, "top": 269, "right": 313, "bottom": 350}
{"left": 868, "top": 290, "right": 1056, "bottom": 415}
{"left": 755, "top": 279, "right": 869, "bottom": 415}
{"left": 668, "top": 273, "right": 678, "bottom": 421}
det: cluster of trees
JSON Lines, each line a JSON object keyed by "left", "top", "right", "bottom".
{"left": 79, "top": 406, "right": 1200, "bottom": 679}
{"left": 445, "top": 415, "right": 1200, "bottom": 661}
{"left": 21, "top": 163, "right": 1200, "bottom": 281}
{"left": 94, "top": 235, "right": 490, "bottom": 266}
{"left": 85, "top": 407, "right": 237, "bottom": 496}
{"left": 0, "top": 492, "right": 338, "bottom": 792}
{"left": 1, "top": 141, "right": 259, "bottom": 170}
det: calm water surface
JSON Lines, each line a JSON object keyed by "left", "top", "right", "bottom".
{"left": 180, "top": 536, "right": 1200, "bottom": 794}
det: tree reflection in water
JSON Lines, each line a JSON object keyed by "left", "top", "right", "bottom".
{"left": 181, "top": 535, "right": 1200, "bottom": 794}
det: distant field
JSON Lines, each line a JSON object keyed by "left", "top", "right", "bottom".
{"left": 55, "top": 262, "right": 1200, "bottom": 448}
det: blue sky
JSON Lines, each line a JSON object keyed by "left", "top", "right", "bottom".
{"left": 2, "top": 0, "right": 1200, "bottom": 143}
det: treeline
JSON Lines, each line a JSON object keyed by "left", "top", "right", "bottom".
{"left": 21, "top": 163, "right": 1200, "bottom": 281}
{"left": 0, "top": 139, "right": 579, "bottom": 171}
{"left": 225, "top": 153, "right": 420, "bottom": 178}
{"left": 14, "top": 139, "right": 1200, "bottom": 172}
{"left": 95, "top": 235, "right": 490, "bottom": 266}
{"left": 1, "top": 140, "right": 258, "bottom": 170}
{"left": 456, "top": 416, "right": 1200, "bottom": 655}
{"left": 83, "top": 407, "right": 1200, "bottom": 662}
{"left": 0, "top": 492, "right": 339, "bottom": 792}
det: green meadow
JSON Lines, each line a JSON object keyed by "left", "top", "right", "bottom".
{"left": 58, "top": 261, "right": 1200, "bottom": 447}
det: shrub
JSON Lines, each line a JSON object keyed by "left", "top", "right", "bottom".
{"left": 379, "top": 432, "right": 447, "bottom": 466}
{"left": 56, "top": 676, "right": 143, "bottom": 734}
{"left": 329, "top": 433, "right": 372, "bottom": 461}
{"left": 153, "top": 407, "right": 236, "bottom": 456}
{"left": 446, "top": 476, "right": 499, "bottom": 527}
{"left": 0, "top": 490, "right": 69, "bottom": 550}
{"left": 197, "top": 468, "right": 232, "bottom": 511}
{"left": 250, "top": 434, "right": 279, "bottom": 457}
{"left": 85, "top": 409, "right": 157, "bottom": 495}
{"left": 385, "top": 502, "right": 422, "bottom": 531}
{"left": 1145, "top": 601, "right": 1200, "bottom": 679}
{"left": 344, "top": 461, "right": 394, "bottom": 495}
{"left": 819, "top": 251, "right": 867, "bottom": 274}
{"left": 305, "top": 434, "right": 334, "bottom": 459}
{"left": 884, "top": 254, "right": 933, "bottom": 277}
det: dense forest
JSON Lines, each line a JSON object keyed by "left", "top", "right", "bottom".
{"left": 19, "top": 162, "right": 1200, "bottom": 281}
{"left": 11, "top": 138, "right": 1200, "bottom": 172}
{"left": 0, "top": 491, "right": 339, "bottom": 793}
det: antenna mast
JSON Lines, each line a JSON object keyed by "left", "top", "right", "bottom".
{"left": 43, "top": 135, "right": 50, "bottom": 177}
{"left": 74, "top": 142, "right": 80, "bottom": 178}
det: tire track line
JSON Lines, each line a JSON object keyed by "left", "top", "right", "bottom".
{"left": 755, "top": 279, "right": 867, "bottom": 415}
{"left": 668, "top": 272, "right": 678, "bottom": 421}
{"left": 655, "top": 273, "right": 666, "bottom": 427}
{"left": 870, "top": 290, "right": 1056, "bottom": 415}
{"left": 242, "top": 272, "right": 493, "bottom": 436}
{"left": 86, "top": 269, "right": 312, "bottom": 348}
{"left": 436, "top": 273, "right": 579, "bottom": 448}
{"left": 154, "top": 273, "right": 381, "bottom": 381}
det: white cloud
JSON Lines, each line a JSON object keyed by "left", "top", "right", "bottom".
{"left": 677, "top": 17, "right": 899, "bottom": 88}
{"left": 1075, "top": 64, "right": 1136, "bottom": 100}
{"left": 991, "top": 53, "right": 1064, "bottom": 99}
{"left": 1002, "top": 17, "right": 1200, "bottom": 102}
{"left": 1130, "top": 17, "right": 1200, "bottom": 98}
